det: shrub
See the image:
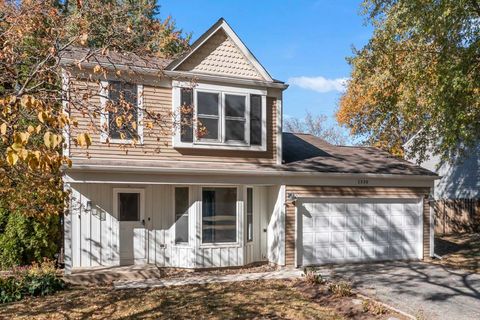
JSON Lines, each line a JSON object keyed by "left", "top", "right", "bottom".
{"left": 362, "top": 299, "right": 388, "bottom": 315}
{"left": 302, "top": 267, "right": 326, "bottom": 285}
{"left": 0, "top": 259, "right": 65, "bottom": 303}
{"left": 0, "top": 207, "right": 61, "bottom": 269}
{"left": 327, "top": 281, "right": 353, "bottom": 297}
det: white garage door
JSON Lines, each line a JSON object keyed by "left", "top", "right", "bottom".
{"left": 300, "top": 198, "right": 423, "bottom": 266}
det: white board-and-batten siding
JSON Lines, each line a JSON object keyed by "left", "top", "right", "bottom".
{"left": 65, "top": 183, "right": 277, "bottom": 270}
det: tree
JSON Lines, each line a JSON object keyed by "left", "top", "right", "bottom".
{"left": 337, "top": 0, "right": 480, "bottom": 161}
{"left": 0, "top": 0, "right": 189, "bottom": 265}
{"left": 284, "top": 112, "right": 349, "bottom": 145}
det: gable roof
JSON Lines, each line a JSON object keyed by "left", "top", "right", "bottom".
{"left": 166, "top": 18, "right": 274, "bottom": 82}
{"left": 282, "top": 132, "right": 438, "bottom": 176}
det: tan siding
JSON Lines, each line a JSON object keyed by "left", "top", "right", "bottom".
{"left": 69, "top": 81, "right": 277, "bottom": 165}
{"left": 284, "top": 186, "right": 431, "bottom": 266}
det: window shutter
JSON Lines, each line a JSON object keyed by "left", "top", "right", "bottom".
{"left": 180, "top": 88, "right": 194, "bottom": 142}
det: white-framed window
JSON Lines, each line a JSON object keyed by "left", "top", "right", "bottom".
{"left": 173, "top": 82, "right": 267, "bottom": 151}
{"left": 201, "top": 187, "right": 238, "bottom": 244}
{"left": 113, "top": 188, "right": 145, "bottom": 222}
{"left": 100, "top": 81, "right": 144, "bottom": 144}
{"left": 174, "top": 187, "right": 189, "bottom": 244}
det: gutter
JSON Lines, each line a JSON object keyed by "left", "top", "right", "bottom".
{"left": 60, "top": 59, "right": 288, "bottom": 90}
{"left": 65, "top": 163, "right": 439, "bottom": 180}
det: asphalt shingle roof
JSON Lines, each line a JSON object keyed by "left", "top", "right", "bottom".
{"left": 281, "top": 132, "right": 436, "bottom": 176}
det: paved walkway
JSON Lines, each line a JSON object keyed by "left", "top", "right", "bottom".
{"left": 316, "top": 261, "right": 480, "bottom": 320}
{"left": 114, "top": 268, "right": 303, "bottom": 289}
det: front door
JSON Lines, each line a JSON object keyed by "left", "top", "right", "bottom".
{"left": 115, "top": 189, "right": 147, "bottom": 265}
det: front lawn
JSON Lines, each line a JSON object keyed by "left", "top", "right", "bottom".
{"left": 434, "top": 233, "right": 480, "bottom": 272}
{"left": 0, "top": 279, "right": 405, "bottom": 319}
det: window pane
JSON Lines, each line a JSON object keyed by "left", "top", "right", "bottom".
{"left": 108, "top": 82, "right": 138, "bottom": 140}
{"left": 118, "top": 193, "right": 140, "bottom": 221}
{"left": 198, "top": 117, "right": 219, "bottom": 140}
{"left": 225, "top": 94, "right": 245, "bottom": 118}
{"left": 202, "top": 188, "right": 237, "bottom": 243}
{"left": 175, "top": 187, "right": 189, "bottom": 243}
{"left": 250, "top": 95, "right": 262, "bottom": 146}
{"left": 225, "top": 119, "right": 245, "bottom": 142}
{"left": 247, "top": 188, "right": 253, "bottom": 242}
{"left": 180, "top": 88, "right": 193, "bottom": 143}
{"left": 197, "top": 92, "right": 219, "bottom": 116}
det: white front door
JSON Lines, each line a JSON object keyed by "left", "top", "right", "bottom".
{"left": 114, "top": 188, "right": 147, "bottom": 265}
{"left": 300, "top": 198, "right": 423, "bottom": 266}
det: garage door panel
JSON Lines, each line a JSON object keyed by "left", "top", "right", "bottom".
{"left": 301, "top": 198, "right": 422, "bottom": 266}
{"left": 315, "top": 232, "right": 330, "bottom": 245}
{"left": 330, "top": 216, "right": 346, "bottom": 230}
{"left": 314, "top": 216, "right": 329, "bottom": 229}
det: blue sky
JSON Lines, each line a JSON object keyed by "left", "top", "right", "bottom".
{"left": 159, "top": 0, "right": 373, "bottom": 134}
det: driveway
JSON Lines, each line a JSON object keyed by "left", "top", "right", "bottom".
{"left": 317, "top": 261, "right": 480, "bottom": 320}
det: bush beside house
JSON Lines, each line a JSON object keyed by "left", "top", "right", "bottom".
{"left": 0, "top": 259, "right": 65, "bottom": 303}
{"left": 0, "top": 206, "right": 61, "bottom": 269}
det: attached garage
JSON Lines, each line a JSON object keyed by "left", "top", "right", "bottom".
{"left": 285, "top": 186, "right": 431, "bottom": 267}
{"left": 299, "top": 198, "right": 423, "bottom": 266}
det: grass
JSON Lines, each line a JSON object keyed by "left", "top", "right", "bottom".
{"left": 0, "top": 279, "right": 344, "bottom": 320}
{"left": 434, "top": 233, "right": 480, "bottom": 273}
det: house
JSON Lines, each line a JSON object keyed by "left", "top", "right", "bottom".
{"left": 405, "top": 138, "right": 479, "bottom": 234}
{"left": 61, "top": 18, "right": 437, "bottom": 272}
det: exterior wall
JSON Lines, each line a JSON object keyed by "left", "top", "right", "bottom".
{"left": 68, "top": 79, "right": 279, "bottom": 165}
{"left": 177, "top": 29, "right": 263, "bottom": 80}
{"left": 284, "top": 186, "right": 431, "bottom": 266}
{"left": 65, "top": 183, "right": 275, "bottom": 270}
{"left": 406, "top": 142, "right": 479, "bottom": 200}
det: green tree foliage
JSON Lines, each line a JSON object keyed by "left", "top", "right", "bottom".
{"left": 337, "top": 0, "right": 480, "bottom": 161}
{"left": 0, "top": 206, "right": 61, "bottom": 269}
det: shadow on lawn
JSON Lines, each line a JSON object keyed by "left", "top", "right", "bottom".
{"left": 0, "top": 280, "right": 339, "bottom": 320}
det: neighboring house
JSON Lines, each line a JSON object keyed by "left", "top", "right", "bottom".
{"left": 61, "top": 18, "right": 437, "bottom": 272}
{"left": 405, "top": 139, "right": 479, "bottom": 234}
{"left": 405, "top": 142, "right": 479, "bottom": 200}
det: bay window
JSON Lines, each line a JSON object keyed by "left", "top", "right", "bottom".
{"left": 175, "top": 83, "right": 266, "bottom": 151}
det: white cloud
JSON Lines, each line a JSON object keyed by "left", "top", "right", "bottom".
{"left": 288, "top": 76, "right": 349, "bottom": 93}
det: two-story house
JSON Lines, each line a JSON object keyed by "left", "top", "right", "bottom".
{"left": 61, "top": 19, "right": 437, "bottom": 272}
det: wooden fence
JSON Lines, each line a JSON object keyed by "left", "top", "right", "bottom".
{"left": 433, "top": 199, "right": 480, "bottom": 235}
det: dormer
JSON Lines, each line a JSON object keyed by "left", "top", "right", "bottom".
{"left": 165, "top": 18, "right": 287, "bottom": 152}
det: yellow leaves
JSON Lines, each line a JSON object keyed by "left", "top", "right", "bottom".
{"left": 38, "top": 111, "right": 49, "bottom": 123}
{"left": 44, "top": 132, "right": 62, "bottom": 149}
{"left": 93, "top": 64, "right": 102, "bottom": 73}
{"left": 27, "top": 125, "right": 35, "bottom": 134}
{"left": 0, "top": 123, "right": 7, "bottom": 135}
{"left": 21, "top": 95, "right": 33, "bottom": 109}
{"left": 80, "top": 33, "right": 88, "bottom": 45}
{"left": 115, "top": 116, "right": 123, "bottom": 127}
{"left": 76, "top": 133, "right": 92, "bottom": 147}
{"left": 6, "top": 148, "right": 19, "bottom": 166}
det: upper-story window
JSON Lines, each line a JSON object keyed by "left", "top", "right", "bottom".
{"left": 100, "top": 81, "right": 144, "bottom": 144}
{"left": 174, "top": 82, "right": 266, "bottom": 151}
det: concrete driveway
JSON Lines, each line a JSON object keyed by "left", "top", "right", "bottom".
{"left": 317, "top": 261, "right": 480, "bottom": 320}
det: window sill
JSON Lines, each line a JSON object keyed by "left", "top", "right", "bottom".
{"left": 173, "top": 141, "right": 266, "bottom": 152}
{"left": 200, "top": 242, "right": 240, "bottom": 249}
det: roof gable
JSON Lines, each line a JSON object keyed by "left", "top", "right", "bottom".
{"left": 168, "top": 19, "right": 273, "bottom": 82}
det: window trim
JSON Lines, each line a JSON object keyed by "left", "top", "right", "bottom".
{"left": 113, "top": 188, "right": 145, "bottom": 222}
{"left": 100, "top": 81, "right": 144, "bottom": 144}
{"left": 200, "top": 186, "right": 240, "bottom": 247}
{"left": 246, "top": 187, "right": 254, "bottom": 242}
{"left": 172, "top": 82, "right": 267, "bottom": 151}
{"left": 173, "top": 186, "right": 190, "bottom": 246}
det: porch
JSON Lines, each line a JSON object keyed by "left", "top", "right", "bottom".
{"left": 64, "top": 183, "right": 285, "bottom": 271}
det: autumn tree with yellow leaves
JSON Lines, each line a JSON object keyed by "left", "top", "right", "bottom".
{"left": 0, "top": 0, "right": 189, "bottom": 266}
{"left": 337, "top": 0, "right": 479, "bottom": 161}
